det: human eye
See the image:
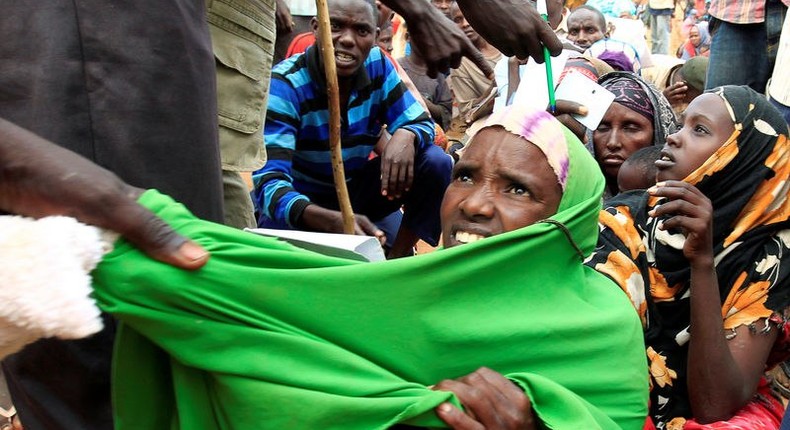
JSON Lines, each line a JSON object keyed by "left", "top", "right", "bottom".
{"left": 330, "top": 21, "right": 341, "bottom": 31}
{"left": 596, "top": 123, "right": 611, "bottom": 132}
{"left": 507, "top": 183, "right": 530, "bottom": 196}
{"left": 453, "top": 168, "right": 474, "bottom": 184}
{"left": 624, "top": 123, "right": 642, "bottom": 132}
{"left": 693, "top": 124, "right": 710, "bottom": 135}
{"left": 358, "top": 27, "right": 371, "bottom": 36}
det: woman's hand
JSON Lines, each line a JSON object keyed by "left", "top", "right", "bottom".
{"left": 648, "top": 180, "right": 713, "bottom": 264}
{"left": 433, "top": 367, "right": 536, "bottom": 430}
{"left": 662, "top": 81, "right": 688, "bottom": 108}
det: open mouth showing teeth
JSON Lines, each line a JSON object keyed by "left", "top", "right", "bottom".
{"left": 336, "top": 53, "right": 354, "bottom": 62}
{"left": 454, "top": 231, "right": 486, "bottom": 244}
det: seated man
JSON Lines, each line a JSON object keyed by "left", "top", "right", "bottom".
{"left": 253, "top": 0, "right": 451, "bottom": 258}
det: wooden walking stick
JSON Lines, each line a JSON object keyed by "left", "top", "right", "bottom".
{"left": 315, "top": 0, "right": 356, "bottom": 234}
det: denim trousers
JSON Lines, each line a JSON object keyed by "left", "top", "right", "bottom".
{"left": 650, "top": 13, "right": 672, "bottom": 55}
{"left": 706, "top": 0, "right": 787, "bottom": 93}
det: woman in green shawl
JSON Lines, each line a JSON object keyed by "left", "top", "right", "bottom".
{"left": 90, "top": 105, "right": 648, "bottom": 429}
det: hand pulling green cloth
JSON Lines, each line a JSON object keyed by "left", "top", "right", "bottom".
{"left": 91, "top": 128, "right": 648, "bottom": 430}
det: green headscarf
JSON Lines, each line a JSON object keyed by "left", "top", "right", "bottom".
{"left": 92, "top": 127, "right": 648, "bottom": 429}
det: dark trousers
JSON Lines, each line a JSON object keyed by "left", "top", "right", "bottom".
{"left": 264, "top": 145, "right": 453, "bottom": 246}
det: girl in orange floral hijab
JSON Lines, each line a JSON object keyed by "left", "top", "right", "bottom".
{"left": 587, "top": 85, "right": 790, "bottom": 429}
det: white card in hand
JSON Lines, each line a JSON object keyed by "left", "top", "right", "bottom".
{"left": 554, "top": 70, "right": 615, "bottom": 131}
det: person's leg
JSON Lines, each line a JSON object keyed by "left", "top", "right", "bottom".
{"left": 222, "top": 170, "right": 257, "bottom": 229}
{"left": 769, "top": 97, "right": 790, "bottom": 126}
{"left": 650, "top": 13, "right": 670, "bottom": 55}
{"left": 396, "top": 145, "right": 453, "bottom": 252}
{"left": 350, "top": 146, "right": 452, "bottom": 258}
{"left": 706, "top": 18, "right": 770, "bottom": 92}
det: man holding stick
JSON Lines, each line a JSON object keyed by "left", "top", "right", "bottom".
{"left": 253, "top": 0, "right": 452, "bottom": 258}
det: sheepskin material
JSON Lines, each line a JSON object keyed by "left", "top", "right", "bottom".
{"left": 0, "top": 216, "right": 116, "bottom": 359}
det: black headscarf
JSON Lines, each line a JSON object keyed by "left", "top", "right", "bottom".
{"left": 586, "top": 85, "right": 790, "bottom": 424}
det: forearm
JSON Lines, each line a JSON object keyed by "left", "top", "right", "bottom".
{"left": 686, "top": 259, "right": 754, "bottom": 422}
{"left": 424, "top": 100, "right": 448, "bottom": 125}
{"left": 378, "top": 0, "right": 438, "bottom": 22}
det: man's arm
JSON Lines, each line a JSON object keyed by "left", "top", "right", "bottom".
{"left": 251, "top": 76, "right": 311, "bottom": 229}
{"left": 0, "top": 118, "right": 208, "bottom": 270}
{"left": 380, "top": 0, "right": 562, "bottom": 77}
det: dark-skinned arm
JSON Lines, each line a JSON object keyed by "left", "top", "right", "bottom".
{"left": 455, "top": 0, "right": 563, "bottom": 61}
{"left": 379, "top": 0, "right": 493, "bottom": 78}
{"left": 433, "top": 367, "right": 537, "bottom": 430}
{"left": 649, "top": 181, "right": 778, "bottom": 423}
{"left": 0, "top": 118, "right": 209, "bottom": 270}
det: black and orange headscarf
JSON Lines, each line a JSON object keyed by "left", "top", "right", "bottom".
{"left": 586, "top": 85, "right": 790, "bottom": 425}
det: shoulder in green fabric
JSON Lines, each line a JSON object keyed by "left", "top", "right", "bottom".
{"left": 92, "top": 117, "right": 647, "bottom": 429}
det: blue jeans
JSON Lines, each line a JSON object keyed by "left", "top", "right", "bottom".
{"left": 271, "top": 144, "right": 453, "bottom": 246}
{"left": 706, "top": 1, "right": 787, "bottom": 92}
{"left": 770, "top": 97, "right": 790, "bottom": 126}
{"left": 650, "top": 12, "right": 672, "bottom": 55}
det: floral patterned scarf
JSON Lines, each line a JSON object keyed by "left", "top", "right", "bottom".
{"left": 586, "top": 85, "right": 790, "bottom": 426}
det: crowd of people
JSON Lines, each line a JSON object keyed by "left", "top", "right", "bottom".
{"left": 1, "top": 0, "right": 790, "bottom": 429}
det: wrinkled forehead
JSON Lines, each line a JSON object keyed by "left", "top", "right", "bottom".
{"left": 484, "top": 107, "right": 570, "bottom": 190}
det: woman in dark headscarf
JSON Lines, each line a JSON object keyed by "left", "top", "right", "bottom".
{"left": 591, "top": 71, "right": 679, "bottom": 196}
{"left": 587, "top": 85, "right": 790, "bottom": 428}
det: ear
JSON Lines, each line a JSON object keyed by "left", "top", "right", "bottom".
{"left": 310, "top": 17, "right": 319, "bottom": 35}
{"left": 375, "top": 27, "right": 381, "bottom": 40}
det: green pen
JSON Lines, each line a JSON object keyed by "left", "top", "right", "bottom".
{"left": 537, "top": 0, "right": 556, "bottom": 113}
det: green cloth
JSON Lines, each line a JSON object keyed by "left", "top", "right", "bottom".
{"left": 92, "top": 128, "right": 648, "bottom": 429}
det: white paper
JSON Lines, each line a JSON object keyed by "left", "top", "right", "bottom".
{"left": 554, "top": 70, "right": 615, "bottom": 130}
{"left": 509, "top": 51, "right": 569, "bottom": 111}
{"left": 245, "top": 228, "right": 385, "bottom": 262}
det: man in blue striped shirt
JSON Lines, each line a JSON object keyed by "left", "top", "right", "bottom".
{"left": 253, "top": 0, "right": 452, "bottom": 258}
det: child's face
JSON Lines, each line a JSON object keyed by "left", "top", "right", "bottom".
{"left": 450, "top": 3, "right": 480, "bottom": 45}
{"left": 377, "top": 26, "right": 393, "bottom": 54}
{"left": 617, "top": 162, "right": 653, "bottom": 193}
{"left": 689, "top": 27, "right": 700, "bottom": 46}
{"left": 656, "top": 93, "right": 735, "bottom": 181}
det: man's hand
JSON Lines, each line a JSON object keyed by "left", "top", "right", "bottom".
{"left": 433, "top": 367, "right": 537, "bottom": 430}
{"left": 380, "top": 129, "right": 416, "bottom": 200}
{"left": 0, "top": 118, "right": 209, "bottom": 270}
{"left": 456, "top": 0, "right": 563, "bottom": 62}
{"left": 275, "top": 0, "right": 294, "bottom": 33}
{"left": 380, "top": 0, "right": 493, "bottom": 78}
{"left": 299, "top": 204, "right": 386, "bottom": 244}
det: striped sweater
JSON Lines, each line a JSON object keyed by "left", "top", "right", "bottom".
{"left": 252, "top": 45, "right": 434, "bottom": 228}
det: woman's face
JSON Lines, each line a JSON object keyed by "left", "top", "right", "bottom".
{"left": 656, "top": 93, "right": 735, "bottom": 181}
{"left": 689, "top": 27, "right": 700, "bottom": 46}
{"left": 441, "top": 127, "right": 562, "bottom": 248}
{"left": 593, "top": 102, "right": 655, "bottom": 182}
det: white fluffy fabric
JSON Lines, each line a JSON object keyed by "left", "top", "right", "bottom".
{"left": 0, "top": 216, "right": 117, "bottom": 359}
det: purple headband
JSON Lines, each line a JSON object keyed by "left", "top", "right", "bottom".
{"left": 604, "top": 77, "right": 654, "bottom": 123}
{"left": 485, "top": 105, "right": 570, "bottom": 190}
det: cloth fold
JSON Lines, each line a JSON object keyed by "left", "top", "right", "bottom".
{"left": 92, "top": 128, "right": 647, "bottom": 429}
